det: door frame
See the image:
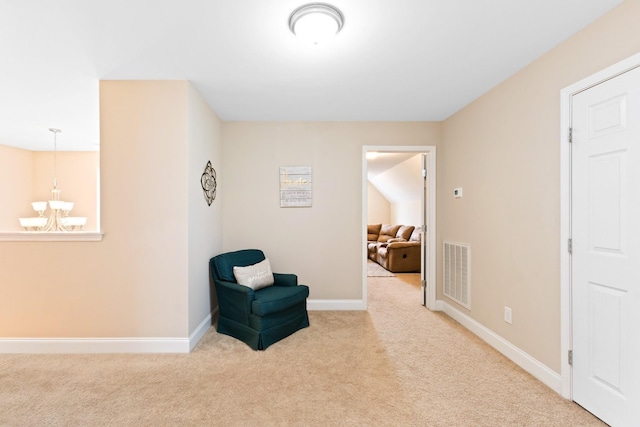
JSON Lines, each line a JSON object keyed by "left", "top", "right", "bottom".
{"left": 362, "top": 145, "right": 437, "bottom": 310}
{"left": 560, "top": 51, "right": 640, "bottom": 399}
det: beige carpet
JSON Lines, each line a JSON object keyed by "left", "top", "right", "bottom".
{"left": 0, "top": 275, "right": 605, "bottom": 426}
{"left": 366, "top": 259, "right": 395, "bottom": 277}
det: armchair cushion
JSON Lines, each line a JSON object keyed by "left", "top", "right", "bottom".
{"left": 252, "top": 285, "right": 309, "bottom": 316}
{"left": 233, "top": 258, "right": 274, "bottom": 290}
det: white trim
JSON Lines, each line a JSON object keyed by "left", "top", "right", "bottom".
{"left": 362, "top": 145, "right": 437, "bottom": 310}
{"left": 0, "top": 337, "right": 190, "bottom": 354}
{"left": 189, "top": 309, "right": 216, "bottom": 351}
{"left": 307, "top": 299, "right": 366, "bottom": 310}
{"left": 436, "top": 300, "right": 562, "bottom": 395}
{"left": 0, "top": 231, "right": 104, "bottom": 242}
{"left": 0, "top": 309, "right": 217, "bottom": 354}
{"left": 560, "top": 50, "right": 640, "bottom": 400}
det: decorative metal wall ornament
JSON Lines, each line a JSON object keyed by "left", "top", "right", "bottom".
{"left": 201, "top": 161, "right": 217, "bottom": 206}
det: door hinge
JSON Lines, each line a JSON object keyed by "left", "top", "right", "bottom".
{"left": 421, "top": 224, "right": 427, "bottom": 233}
{"left": 568, "top": 238, "right": 573, "bottom": 254}
{"left": 421, "top": 280, "right": 426, "bottom": 289}
{"left": 422, "top": 169, "right": 427, "bottom": 178}
{"left": 568, "top": 350, "right": 573, "bottom": 366}
{"left": 568, "top": 127, "right": 573, "bottom": 143}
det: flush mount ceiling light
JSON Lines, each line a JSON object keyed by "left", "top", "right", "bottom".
{"left": 289, "top": 3, "right": 344, "bottom": 45}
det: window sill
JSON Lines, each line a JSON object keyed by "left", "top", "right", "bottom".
{"left": 0, "top": 232, "right": 104, "bottom": 242}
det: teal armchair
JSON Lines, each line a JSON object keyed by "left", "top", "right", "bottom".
{"left": 209, "top": 249, "right": 310, "bottom": 350}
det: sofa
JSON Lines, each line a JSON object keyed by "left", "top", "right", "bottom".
{"left": 367, "top": 224, "right": 421, "bottom": 273}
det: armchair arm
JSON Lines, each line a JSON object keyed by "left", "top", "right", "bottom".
{"left": 387, "top": 241, "right": 420, "bottom": 249}
{"left": 273, "top": 273, "right": 298, "bottom": 287}
{"left": 214, "top": 279, "right": 255, "bottom": 324}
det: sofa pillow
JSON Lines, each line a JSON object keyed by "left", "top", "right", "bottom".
{"left": 410, "top": 227, "right": 422, "bottom": 242}
{"left": 233, "top": 258, "right": 274, "bottom": 290}
{"left": 378, "top": 224, "right": 401, "bottom": 242}
{"left": 367, "top": 223, "right": 382, "bottom": 241}
{"left": 397, "top": 225, "right": 415, "bottom": 241}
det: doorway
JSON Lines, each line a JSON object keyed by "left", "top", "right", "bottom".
{"left": 561, "top": 53, "right": 640, "bottom": 425}
{"left": 362, "top": 146, "right": 436, "bottom": 310}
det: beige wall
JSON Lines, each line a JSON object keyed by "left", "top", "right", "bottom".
{"left": 221, "top": 122, "right": 440, "bottom": 300}
{"left": 0, "top": 145, "right": 33, "bottom": 230}
{"left": 366, "top": 182, "right": 390, "bottom": 225}
{"left": 0, "top": 80, "right": 223, "bottom": 338}
{"left": 439, "top": 0, "right": 640, "bottom": 372}
{"left": 386, "top": 155, "right": 423, "bottom": 226}
{"left": 187, "top": 84, "right": 223, "bottom": 334}
{"left": 391, "top": 200, "right": 421, "bottom": 227}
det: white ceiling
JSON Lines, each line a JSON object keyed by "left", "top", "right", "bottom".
{"left": 0, "top": 0, "right": 623, "bottom": 151}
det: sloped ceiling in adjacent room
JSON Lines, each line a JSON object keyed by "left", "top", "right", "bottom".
{"left": 368, "top": 153, "right": 422, "bottom": 204}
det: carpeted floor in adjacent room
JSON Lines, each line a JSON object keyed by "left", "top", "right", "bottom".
{"left": 0, "top": 273, "right": 605, "bottom": 426}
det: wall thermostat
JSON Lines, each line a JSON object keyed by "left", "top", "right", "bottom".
{"left": 454, "top": 187, "right": 463, "bottom": 198}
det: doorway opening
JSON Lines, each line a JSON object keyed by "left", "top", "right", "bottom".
{"left": 362, "top": 146, "right": 436, "bottom": 310}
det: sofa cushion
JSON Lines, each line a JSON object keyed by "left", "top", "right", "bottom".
{"left": 409, "top": 227, "right": 422, "bottom": 242}
{"left": 378, "top": 224, "right": 401, "bottom": 242}
{"left": 367, "top": 224, "right": 382, "bottom": 241}
{"left": 233, "top": 258, "right": 274, "bottom": 290}
{"left": 386, "top": 237, "right": 406, "bottom": 243}
{"left": 397, "top": 225, "right": 415, "bottom": 241}
{"left": 252, "top": 285, "right": 310, "bottom": 316}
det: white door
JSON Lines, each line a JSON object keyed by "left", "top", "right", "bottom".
{"left": 571, "top": 66, "right": 640, "bottom": 426}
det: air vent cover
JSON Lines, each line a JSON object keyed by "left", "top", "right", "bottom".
{"left": 443, "top": 241, "right": 471, "bottom": 309}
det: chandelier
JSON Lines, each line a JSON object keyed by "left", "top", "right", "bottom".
{"left": 19, "top": 128, "right": 87, "bottom": 232}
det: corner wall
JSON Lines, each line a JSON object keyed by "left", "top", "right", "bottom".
{"left": 187, "top": 83, "right": 223, "bottom": 336}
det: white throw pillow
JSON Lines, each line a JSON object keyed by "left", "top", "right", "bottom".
{"left": 233, "top": 258, "right": 274, "bottom": 290}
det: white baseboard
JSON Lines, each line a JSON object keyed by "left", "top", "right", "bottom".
{"left": 189, "top": 308, "right": 216, "bottom": 351}
{"left": 435, "top": 300, "right": 562, "bottom": 395}
{"left": 307, "top": 299, "right": 366, "bottom": 310}
{"left": 0, "top": 309, "right": 217, "bottom": 354}
{"left": 0, "top": 337, "right": 190, "bottom": 354}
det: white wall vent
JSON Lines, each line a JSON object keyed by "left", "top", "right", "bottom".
{"left": 443, "top": 241, "right": 471, "bottom": 309}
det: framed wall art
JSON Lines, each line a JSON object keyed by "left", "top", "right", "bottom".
{"left": 279, "top": 166, "right": 312, "bottom": 208}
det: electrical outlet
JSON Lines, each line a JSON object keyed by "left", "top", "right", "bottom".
{"left": 504, "top": 306, "right": 512, "bottom": 324}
